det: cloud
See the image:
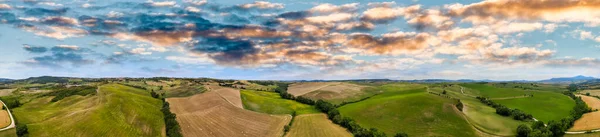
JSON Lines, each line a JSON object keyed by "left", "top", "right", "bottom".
{"left": 20, "top": 25, "right": 87, "bottom": 39}
{"left": 23, "top": 45, "right": 94, "bottom": 68}
{"left": 309, "top": 3, "right": 358, "bottom": 13}
{"left": 184, "top": 0, "right": 207, "bottom": 6}
{"left": 166, "top": 56, "right": 213, "bottom": 64}
{"left": 306, "top": 13, "right": 353, "bottom": 24}
{"left": 345, "top": 32, "right": 431, "bottom": 55}
{"left": 447, "top": 0, "right": 600, "bottom": 26}
{"left": 41, "top": 16, "right": 79, "bottom": 26}
{"left": 129, "top": 48, "right": 152, "bottom": 55}
{"left": 0, "top": 4, "right": 11, "bottom": 10}
{"left": 239, "top": 1, "right": 284, "bottom": 10}
{"left": 23, "top": 45, "right": 48, "bottom": 53}
{"left": 360, "top": 5, "right": 420, "bottom": 23}
{"left": 145, "top": 1, "right": 176, "bottom": 7}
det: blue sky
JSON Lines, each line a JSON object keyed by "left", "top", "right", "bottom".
{"left": 0, "top": 0, "right": 600, "bottom": 80}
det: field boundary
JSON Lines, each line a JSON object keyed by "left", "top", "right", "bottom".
{"left": 0, "top": 99, "right": 15, "bottom": 131}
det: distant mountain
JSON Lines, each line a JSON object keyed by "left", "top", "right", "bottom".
{"left": 539, "top": 75, "right": 597, "bottom": 83}
{"left": 0, "top": 78, "right": 12, "bottom": 82}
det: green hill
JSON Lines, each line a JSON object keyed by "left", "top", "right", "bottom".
{"left": 12, "top": 84, "right": 165, "bottom": 137}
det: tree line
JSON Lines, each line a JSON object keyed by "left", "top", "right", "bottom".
{"left": 476, "top": 96, "right": 534, "bottom": 121}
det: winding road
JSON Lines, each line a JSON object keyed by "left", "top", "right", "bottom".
{"left": 0, "top": 100, "right": 15, "bottom": 131}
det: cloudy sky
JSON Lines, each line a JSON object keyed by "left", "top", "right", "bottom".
{"left": 0, "top": 0, "right": 599, "bottom": 80}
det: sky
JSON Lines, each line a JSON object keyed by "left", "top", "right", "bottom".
{"left": 0, "top": 0, "right": 600, "bottom": 80}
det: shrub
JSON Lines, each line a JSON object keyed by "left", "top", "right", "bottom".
{"left": 16, "top": 124, "right": 28, "bottom": 137}
{"left": 394, "top": 132, "right": 409, "bottom": 137}
{"left": 516, "top": 124, "right": 531, "bottom": 137}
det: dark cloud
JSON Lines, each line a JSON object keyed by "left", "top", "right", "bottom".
{"left": 0, "top": 12, "right": 17, "bottom": 23}
{"left": 190, "top": 37, "right": 263, "bottom": 65}
{"left": 24, "top": 52, "right": 94, "bottom": 68}
{"left": 24, "top": 8, "right": 68, "bottom": 16}
{"left": 223, "top": 14, "right": 251, "bottom": 25}
{"left": 277, "top": 11, "right": 310, "bottom": 19}
{"left": 23, "top": 45, "right": 48, "bottom": 53}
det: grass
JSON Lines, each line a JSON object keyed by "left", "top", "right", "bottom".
{"left": 427, "top": 84, "right": 529, "bottom": 136}
{"left": 460, "top": 83, "right": 531, "bottom": 98}
{"left": 285, "top": 114, "right": 352, "bottom": 137}
{"left": 0, "top": 128, "right": 16, "bottom": 137}
{"left": 494, "top": 91, "right": 575, "bottom": 122}
{"left": 12, "top": 84, "right": 165, "bottom": 137}
{"left": 462, "top": 99, "right": 528, "bottom": 136}
{"left": 301, "top": 86, "right": 381, "bottom": 105}
{"left": 338, "top": 88, "right": 477, "bottom": 136}
{"left": 240, "top": 90, "right": 320, "bottom": 115}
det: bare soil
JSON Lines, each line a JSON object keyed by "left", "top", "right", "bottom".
{"left": 167, "top": 92, "right": 291, "bottom": 137}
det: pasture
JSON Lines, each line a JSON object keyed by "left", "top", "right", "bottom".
{"left": 338, "top": 88, "right": 477, "bottom": 136}
{"left": 13, "top": 84, "right": 165, "bottom": 137}
{"left": 167, "top": 91, "right": 290, "bottom": 137}
{"left": 285, "top": 114, "right": 352, "bottom": 137}
{"left": 494, "top": 91, "right": 575, "bottom": 122}
{"left": 240, "top": 90, "right": 320, "bottom": 115}
{"left": 460, "top": 83, "right": 531, "bottom": 98}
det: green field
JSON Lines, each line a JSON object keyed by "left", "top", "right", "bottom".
{"left": 460, "top": 83, "right": 531, "bottom": 98}
{"left": 494, "top": 91, "right": 575, "bottom": 122}
{"left": 12, "top": 84, "right": 165, "bottom": 137}
{"left": 240, "top": 90, "right": 320, "bottom": 115}
{"left": 338, "top": 88, "right": 477, "bottom": 136}
{"left": 0, "top": 128, "right": 16, "bottom": 137}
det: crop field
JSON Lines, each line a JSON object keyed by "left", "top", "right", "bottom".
{"left": 0, "top": 89, "right": 14, "bottom": 97}
{"left": 240, "top": 90, "right": 320, "bottom": 115}
{"left": 208, "top": 85, "right": 244, "bottom": 108}
{"left": 582, "top": 90, "right": 600, "bottom": 96}
{"left": 163, "top": 84, "right": 206, "bottom": 97}
{"left": 494, "top": 91, "right": 574, "bottom": 122}
{"left": 12, "top": 84, "right": 165, "bottom": 137}
{"left": 167, "top": 91, "right": 290, "bottom": 137}
{"left": 338, "top": 88, "right": 477, "bottom": 136}
{"left": 0, "top": 110, "right": 10, "bottom": 128}
{"left": 569, "top": 95, "right": 600, "bottom": 131}
{"left": 285, "top": 114, "right": 352, "bottom": 137}
{"left": 288, "top": 82, "right": 341, "bottom": 96}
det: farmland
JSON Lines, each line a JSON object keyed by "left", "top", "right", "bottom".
{"left": 569, "top": 95, "right": 600, "bottom": 131}
{"left": 338, "top": 87, "right": 477, "bottom": 136}
{"left": 167, "top": 91, "right": 291, "bottom": 137}
{"left": 285, "top": 114, "right": 352, "bottom": 137}
{"left": 240, "top": 90, "right": 320, "bottom": 115}
{"left": 493, "top": 91, "right": 574, "bottom": 122}
{"left": 427, "top": 83, "right": 527, "bottom": 136}
{"left": 12, "top": 84, "right": 165, "bottom": 137}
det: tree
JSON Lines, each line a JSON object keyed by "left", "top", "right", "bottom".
{"left": 16, "top": 124, "right": 28, "bottom": 137}
{"left": 516, "top": 124, "right": 531, "bottom": 137}
{"left": 531, "top": 121, "right": 545, "bottom": 130}
{"left": 394, "top": 132, "right": 408, "bottom": 137}
{"left": 586, "top": 92, "right": 591, "bottom": 96}
{"left": 442, "top": 90, "right": 447, "bottom": 94}
{"left": 567, "top": 84, "right": 578, "bottom": 92}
